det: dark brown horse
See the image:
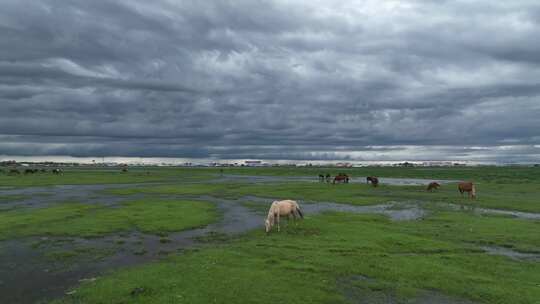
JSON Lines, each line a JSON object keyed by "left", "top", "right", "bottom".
{"left": 458, "top": 182, "right": 476, "bottom": 199}
{"left": 333, "top": 174, "right": 349, "bottom": 184}
{"left": 427, "top": 182, "right": 440, "bottom": 192}
{"left": 318, "top": 174, "right": 325, "bottom": 182}
{"left": 366, "top": 176, "right": 379, "bottom": 187}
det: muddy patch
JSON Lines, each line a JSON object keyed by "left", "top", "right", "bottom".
{"left": 338, "top": 275, "right": 477, "bottom": 304}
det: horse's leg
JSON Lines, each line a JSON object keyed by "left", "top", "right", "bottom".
{"left": 276, "top": 213, "right": 280, "bottom": 232}
{"left": 294, "top": 209, "right": 300, "bottom": 225}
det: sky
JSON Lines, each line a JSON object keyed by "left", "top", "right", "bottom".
{"left": 1, "top": 0, "right": 540, "bottom": 163}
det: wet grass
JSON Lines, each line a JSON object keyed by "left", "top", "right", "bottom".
{"left": 2, "top": 166, "right": 540, "bottom": 303}
{"left": 0, "top": 167, "right": 213, "bottom": 187}
{"left": 0, "top": 194, "right": 28, "bottom": 202}
{"left": 0, "top": 199, "right": 218, "bottom": 240}
{"left": 219, "top": 166, "right": 540, "bottom": 183}
{"left": 399, "top": 211, "right": 540, "bottom": 253}
{"left": 55, "top": 212, "right": 540, "bottom": 304}
{"left": 45, "top": 246, "right": 117, "bottom": 264}
{"left": 106, "top": 180, "right": 540, "bottom": 213}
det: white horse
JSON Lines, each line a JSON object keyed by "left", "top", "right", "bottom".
{"left": 265, "top": 200, "right": 303, "bottom": 233}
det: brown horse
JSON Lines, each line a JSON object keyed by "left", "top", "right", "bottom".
{"left": 458, "top": 182, "right": 476, "bottom": 199}
{"left": 333, "top": 174, "right": 349, "bottom": 184}
{"left": 427, "top": 182, "right": 440, "bottom": 192}
{"left": 366, "top": 176, "right": 379, "bottom": 187}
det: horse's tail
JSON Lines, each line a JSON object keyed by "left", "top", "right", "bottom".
{"left": 296, "top": 206, "right": 304, "bottom": 219}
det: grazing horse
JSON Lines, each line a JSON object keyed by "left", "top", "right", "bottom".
{"left": 333, "top": 173, "right": 349, "bottom": 184}
{"left": 366, "top": 176, "right": 379, "bottom": 187}
{"left": 458, "top": 182, "right": 476, "bottom": 199}
{"left": 265, "top": 200, "right": 303, "bottom": 233}
{"left": 427, "top": 182, "right": 440, "bottom": 192}
{"left": 318, "top": 174, "right": 325, "bottom": 182}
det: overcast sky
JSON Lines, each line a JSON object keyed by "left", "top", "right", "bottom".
{"left": 1, "top": 0, "right": 540, "bottom": 163}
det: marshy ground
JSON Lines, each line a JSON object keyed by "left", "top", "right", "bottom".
{"left": 0, "top": 166, "right": 539, "bottom": 303}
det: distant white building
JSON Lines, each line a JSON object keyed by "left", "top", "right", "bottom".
{"left": 244, "top": 160, "right": 262, "bottom": 167}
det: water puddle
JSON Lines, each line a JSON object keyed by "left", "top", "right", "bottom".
{"left": 215, "top": 174, "right": 457, "bottom": 186}
{"left": 0, "top": 183, "right": 154, "bottom": 210}
{"left": 376, "top": 177, "right": 457, "bottom": 186}
{"left": 240, "top": 196, "right": 426, "bottom": 221}
{"left": 434, "top": 202, "right": 540, "bottom": 220}
{"left": 481, "top": 246, "right": 540, "bottom": 261}
{"left": 474, "top": 208, "right": 540, "bottom": 220}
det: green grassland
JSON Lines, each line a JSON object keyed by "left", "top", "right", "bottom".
{"left": 0, "top": 199, "right": 217, "bottom": 239}
{"left": 56, "top": 212, "right": 540, "bottom": 304}
{"left": 219, "top": 165, "right": 540, "bottom": 182}
{"left": 1, "top": 166, "right": 539, "bottom": 303}
{"left": 0, "top": 167, "right": 213, "bottom": 187}
{"left": 105, "top": 179, "right": 540, "bottom": 213}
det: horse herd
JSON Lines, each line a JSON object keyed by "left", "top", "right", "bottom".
{"left": 1, "top": 168, "right": 63, "bottom": 175}
{"left": 265, "top": 176, "right": 477, "bottom": 233}
{"left": 318, "top": 173, "right": 476, "bottom": 198}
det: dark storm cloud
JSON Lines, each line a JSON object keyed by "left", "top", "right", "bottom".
{"left": 1, "top": 0, "right": 540, "bottom": 162}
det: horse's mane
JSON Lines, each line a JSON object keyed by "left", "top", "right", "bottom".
{"left": 266, "top": 201, "right": 278, "bottom": 221}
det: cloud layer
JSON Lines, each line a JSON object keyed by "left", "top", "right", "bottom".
{"left": 1, "top": 0, "right": 540, "bottom": 162}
